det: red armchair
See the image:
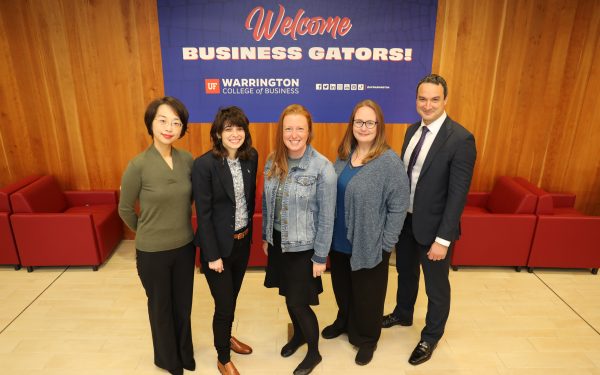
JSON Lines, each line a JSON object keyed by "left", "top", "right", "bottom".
{"left": 0, "top": 175, "right": 41, "bottom": 270}
{"left": 451, "top": 176, "right": 538, "bottom": 271}
{"left": 513, "top": 177, "right": 600, "bottom": 274}
{"left": 9, "top": 175, "right": 123, "bottom": 272}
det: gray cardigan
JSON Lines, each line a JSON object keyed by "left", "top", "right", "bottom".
{"left": 334, "top": 149, "right": 410, "bottom": 270}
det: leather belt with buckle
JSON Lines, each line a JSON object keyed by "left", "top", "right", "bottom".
{"left": 233, "top": 227, "right": 249, "bottom": 240}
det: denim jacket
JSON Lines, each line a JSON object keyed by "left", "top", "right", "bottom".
{"left": 262, "top": 145, "right": 337, "bottom": 263}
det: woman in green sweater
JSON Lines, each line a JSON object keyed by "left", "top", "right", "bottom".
{"left": 119, "top": 97, "right": 195, "bottom": 375}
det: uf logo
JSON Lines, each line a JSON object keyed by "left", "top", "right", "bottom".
{"left": 205, "top": 79, "right": 220, "bottom": 94}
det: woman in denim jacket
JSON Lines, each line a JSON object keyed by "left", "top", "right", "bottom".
{"left": 262, "top": 104, "right": 336, "bottom": 375}
{"left": 321, "top": 99, "right": 410, "bottom": 366}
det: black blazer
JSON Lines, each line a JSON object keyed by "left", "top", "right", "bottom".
{"left": 401, "top": 116, "right": 476, "bottom": 246}
{"left": 192, "top": 148, "right": 258, "bottom": 262}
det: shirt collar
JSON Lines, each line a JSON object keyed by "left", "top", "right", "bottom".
{"left": 420, "top": 111, "right": 447, "bottom": 136}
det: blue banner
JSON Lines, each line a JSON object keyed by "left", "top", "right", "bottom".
{"left": 157, "top": 0, "right": 438, "bottom": 123}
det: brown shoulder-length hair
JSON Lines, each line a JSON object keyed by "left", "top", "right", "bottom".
{"left": 337, "top": 99, "right": 389, "bottom": 163}
{"left": 210, "top": 106, "right": 253, "bottom": 160}
{"left": 266, "top": 104, "right": 313, "bottom": 181}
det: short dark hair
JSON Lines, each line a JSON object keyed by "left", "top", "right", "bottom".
{"left": 210, "top": 106, "right": 254, "bottom": 160}
{"left": 416, "top": 74, "right": 448, "bottom": 99}
{"left": 144, "top": 96, "right": 189, "bottom": 138}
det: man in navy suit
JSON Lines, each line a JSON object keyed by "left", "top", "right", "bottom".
{"left": 382, "top": 74, "right": 476, "bottom": 365}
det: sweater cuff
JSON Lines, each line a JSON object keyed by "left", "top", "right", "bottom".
{"left": 311, "top": 254, "right": 327, "bottom": 264}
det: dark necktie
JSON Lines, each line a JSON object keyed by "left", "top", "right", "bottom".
{"left": 407, "top": 126, "right": 429, "bottom": 185}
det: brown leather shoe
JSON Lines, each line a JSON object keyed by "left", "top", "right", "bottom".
{"left": 230, "top": 336, "right": 252, "bottom": 354}
{"left": 217, "top": 360, "right": 240, "bottom": 375}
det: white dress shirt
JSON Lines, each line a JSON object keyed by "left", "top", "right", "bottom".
{"left": 403, "top": 112, "right": 451, "bottom": 247}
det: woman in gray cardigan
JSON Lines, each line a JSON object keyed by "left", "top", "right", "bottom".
{"left": 321, "top": 99, "right": 410, "bottom": 366}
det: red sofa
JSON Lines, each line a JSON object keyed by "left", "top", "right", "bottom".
{"left": 513, "top": 177, "right": 600, "bottom": 274}
{"left": 451, "top": 176, "right": 538, "bottom": 271}
{"left": 9, "top": 175, "right": 123, "bottom": 272}
{"left": 0, "top": 175, "right": 41, "bottom": 270}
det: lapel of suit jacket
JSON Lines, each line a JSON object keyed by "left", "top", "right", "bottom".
{"left": 419, "top": 117, "right": 453, "bottom": 179}
{"left": 401, "top": 122, "right": 420, "bottom": 159}
{"left": 217, "top": 158, "right": 235, "bottom": 202}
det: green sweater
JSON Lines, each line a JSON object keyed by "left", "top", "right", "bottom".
{"left": 119, "top": 145, "right": 194, "bottom": 252}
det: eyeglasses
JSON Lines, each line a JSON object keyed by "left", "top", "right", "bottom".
{"left": 353, "top": 120, "right": 377, "bottom": 129}
{"left": 155, "top": 118, "right": 183, "bottom": 128}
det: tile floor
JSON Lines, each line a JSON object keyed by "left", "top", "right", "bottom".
{"left": 0, "top": 241, "right": 599, "bottom": 374}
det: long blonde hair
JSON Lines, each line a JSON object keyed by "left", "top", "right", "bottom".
{"left": 337, "top": 99, "right": 389, "bottom": 163}
{"left": 266, "top": 104, "right": 313, "bottom": 181}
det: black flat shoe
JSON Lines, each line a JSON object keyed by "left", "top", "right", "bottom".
{"left": 382, "top": 313, "right": 413, "bottom": 328}
{"left": 281, "top": 338, "right": 306, "bottom": 358}
{"left": 321, "top": 323, "right": 345, "bottom": 339}
{"left": 408, "top": 340, "right": 437, "bottom": 365}
{"left": 355, "top": 344, "right": 376, "bottom": 366}
{"left": 293, "top": 354, "right": 322, "bottom": 375}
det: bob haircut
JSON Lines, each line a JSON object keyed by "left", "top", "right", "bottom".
{"left": 144, "top": 96, "right": 189, "bottom": 138}
{"left": 266, "top": 104, "right": 313, "bottom": 181}
{"left": 337, "top": 99, "right": 389, "bottom": 163}
{"left": 210, "top": 106, "right": 253, "bottom": 160}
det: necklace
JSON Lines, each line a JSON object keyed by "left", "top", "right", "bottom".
{"left": 352, "top": 150, "right": 366, "bottom": 166}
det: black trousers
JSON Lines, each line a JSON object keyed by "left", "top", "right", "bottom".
{"left": 201, "top": 234, "right": 250, "bottom": 363}
{"left": 329, "top": 250, "right": 391, "bottom": 349}
{"left": 136, "top": 242, "right": 196, "bottom": 374}
{"left": 393, "top": 213, "right": 451, "bottom": 344}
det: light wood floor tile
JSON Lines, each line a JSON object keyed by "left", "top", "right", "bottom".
{"left": 406, "top": 369, "right": 504, "bottom": 375}
{"left": 585, "top": 350, "right": 600, "bottom": 368}
{"left": 498, "top": 351, "right": 596, "bottom": 369}
{"left": 498, "top": 369, "right": 600, "bottom": 375}
{"left": 528, "top": 336, "right": 600, "bottom": 352}
{"left": 0, "top": 240, "right": 598, "bottom": 374}
{"left": 0, "top": 351, "right": 54, "bottom": 370}
{"left": 446, "top": 337, "right": 537, "bottom": 354}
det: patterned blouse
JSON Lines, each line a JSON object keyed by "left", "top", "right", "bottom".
{"left": 226, "top": 158, "right": 248, "bottom": 231}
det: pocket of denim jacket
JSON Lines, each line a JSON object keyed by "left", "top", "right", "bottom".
{"left": 295, "top": 175, "right": 317, "bottom": 197}
{"left": 296, "top": 175, "right": 316, "bottom": 185}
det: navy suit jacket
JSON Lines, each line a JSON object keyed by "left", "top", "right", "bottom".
{"left": 192, "top": 148, "right": 258, "bottom": 262}
{"left": 401, "top": 116, "right": 476, "bottom": 246}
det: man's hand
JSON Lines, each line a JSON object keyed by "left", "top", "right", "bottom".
{"left": 427, "top": 242, "right": 448, "bottom": 261}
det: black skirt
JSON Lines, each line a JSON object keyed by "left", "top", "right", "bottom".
{"left": 264, "top": 230, "right": 323, "bottom": 306}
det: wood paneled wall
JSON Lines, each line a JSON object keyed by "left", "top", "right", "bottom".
{"left": 1, "top": 0, "right": 599, "bottom": 214}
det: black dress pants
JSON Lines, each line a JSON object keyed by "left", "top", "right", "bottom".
{"left": 393, "top": 213, "right": 451, "bottom": 344}
{"left": 201, "top": 235, "right": 250, "bottom": 363}
{"left": 329, "top": 250, "right": 391, "bottom": 349}
{"left": 136, "top": 242, "right": 196, "bottom": 374}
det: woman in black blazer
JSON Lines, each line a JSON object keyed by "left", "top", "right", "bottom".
{"left": 192, "top": 106, "right": 258, "bottom": 375}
